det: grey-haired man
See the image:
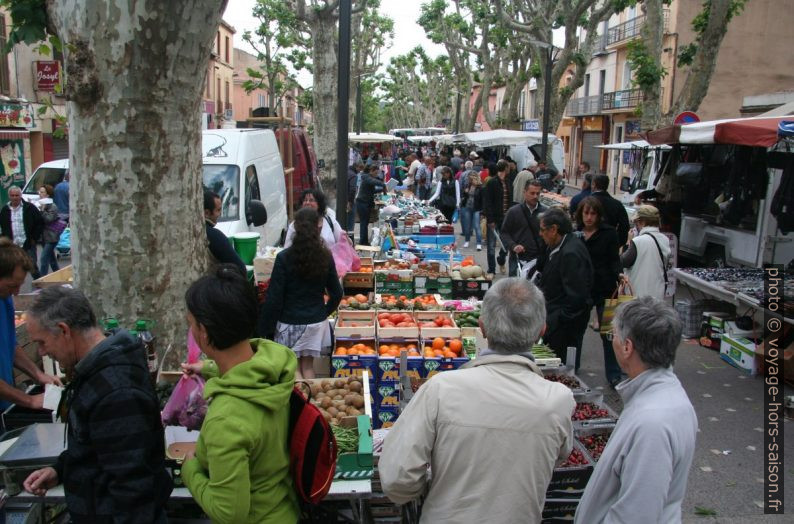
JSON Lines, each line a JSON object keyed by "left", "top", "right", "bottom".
{"left": 380, "top": 278, "right": 574, "bottom": 523}
{"left": 575, "top": 297, "right": 697, "bottom": 523}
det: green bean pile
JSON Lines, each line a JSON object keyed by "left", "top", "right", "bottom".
{"left": 332, "top": 425, "right": 359, "bottom": 454}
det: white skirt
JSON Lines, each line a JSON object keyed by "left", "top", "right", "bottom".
{"left": 275, "top": 320, "right": 332, "bottom": 358}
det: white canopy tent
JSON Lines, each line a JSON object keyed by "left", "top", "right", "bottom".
{"left": 448, "top": 129, "right": 556, "bottom": 147}
{"left": 595, "top": 140, "right": 672, "bottom": 150}
{"left": 348, "top": 132, "right": 402, "bottom": 143}
{"left": 406, "top": 134, "right": 455, "bottom": 144}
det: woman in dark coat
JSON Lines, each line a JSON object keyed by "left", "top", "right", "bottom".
{"left": 576, "top": 196, "right": 623, "bottom": 387}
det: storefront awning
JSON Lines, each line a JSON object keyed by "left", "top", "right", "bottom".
{"left": 0, "top": 129, "right": 31, "bottom": 140}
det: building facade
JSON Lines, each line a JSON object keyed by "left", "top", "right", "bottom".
{"left": 202, "top": 20, "right": 236, "bottom": 129}
{"left": 557, "top": 0, "right": 794, "bottom": 191}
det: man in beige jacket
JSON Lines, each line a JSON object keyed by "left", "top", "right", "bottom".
{"left": 379, "top": 278, "right": 575, "bottom": 523}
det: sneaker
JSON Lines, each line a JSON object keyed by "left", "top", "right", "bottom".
{"left": 486, "top": 272, "right": 495, "bottom": 279}
{"left": 499, "top": 264, "right": 506, "bottom": 274}
{"left": 476, "top": 244, "right": 482, "bottom": 251}
{"left": 463, "top": 241, "right": 469, "bottom": 248}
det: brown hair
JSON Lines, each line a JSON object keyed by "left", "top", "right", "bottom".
{"left": 575, "top": 196, "right": 604, "bottom": 228}
{"left": 40, "top": 184, "right": 55, "bottom": 198}
{"left": 0, "top": 237, "right": 33, "bottom": 278}
{"left": 289, "top": 207, "right": 332, "bottom": 281}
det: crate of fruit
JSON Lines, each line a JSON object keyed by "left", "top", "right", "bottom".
{"left": 375, "top": 294, "right": 414, "bottom": 311}
{"left": 542, "top": 367, "right": 590, "bottom": 394}
{"left": 542, "top": 497, "right": 582, "bottom": 522}
{"left": 531, "top": 343, "right": 563, "bottom": 368}
{"left": 575, "top": 425, "right": 615, "bottom": 464}
{"left": 335, "top": 311, "right": 377, "bottom": 338}
{"left": 410, "top": 294, "right": 445, "bottom": 311}
{"left": 343, "top": 259, "right": 375, "bottom": 290}
{"left": 339, "top": 293, "right": 375, "bottom": 310}
{"left": 420, "top": 337, "right": 469, "bottom": 379}
{"left": 377, "top": 311, "right": 419, "bottom": 339}
{"left": 415, "top": 312, "right": 459, "bottom": 339}
{"left": 571, "top": 392, "right": 619, "bottom": 427}
{"left": 331, "top": 340, "right": 378, "bottom": 386}
{"left": 546, "top": 439, "right": 595, "bottom": 492}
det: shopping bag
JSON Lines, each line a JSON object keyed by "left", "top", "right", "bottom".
{"left": 599, "top": 280, "right": 635, "bottom": 335}
{"left": 161, "top": 331, "right": 207, "bottom": 430}
{"left": 331, "top": 238, "right": 360, "bottom": 277}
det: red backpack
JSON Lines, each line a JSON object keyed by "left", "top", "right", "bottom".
{"left": 288, "top": 384, "right": 337, "bottom": 504}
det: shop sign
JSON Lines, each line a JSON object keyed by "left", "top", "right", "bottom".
{"left": 0, "top": 103, "right": 34, "bottom": 128}
{"left": 35, "top": 61, "right": 61, "bottom": 92}
{"left": 625, "top": 120, "right": 642, "bottom": 139}
{"left": 582, "top": 116, "right": 603, "bottom": 132}
{"left": 0, "top": 139, "right": 26, "bottom": 206}
{"left": 521, "top": 119, "right": 539, "bottom": 132}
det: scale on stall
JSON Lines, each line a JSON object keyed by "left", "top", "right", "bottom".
{"left": 0, "top": 423, "right": 65, "bottom": 496}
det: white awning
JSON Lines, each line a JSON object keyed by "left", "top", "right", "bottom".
{"left": 348, "top": 132, "right": 402, "bottom": 143}
{"left": 447, "top": 129, "right": 556, "bottom": 147}
{"left": 595, "top": 140, "right": 671, "bottom": 150}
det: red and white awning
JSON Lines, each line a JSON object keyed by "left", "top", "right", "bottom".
{"left": 646, "top": 116, "right": 790, "bottom": 148}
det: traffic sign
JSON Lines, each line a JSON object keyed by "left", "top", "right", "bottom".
{"left": 674, "top": 111, "right": 700, "bottom": 125}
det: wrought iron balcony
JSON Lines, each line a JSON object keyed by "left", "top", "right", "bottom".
{"left": 607, "top": 15, "right": 645, "bottom": 46}
{"left": 565, "top": 94, "right": 603, "bottom": 117}
{"left": 601, "top": 88, "right": 643, "bottom": 111}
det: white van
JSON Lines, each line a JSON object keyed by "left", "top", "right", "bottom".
{"left": 202, "top": 129, "right": 287, "bottom": 248}
{"left": 22, "top": 159, "right": 69, "bottom": 202}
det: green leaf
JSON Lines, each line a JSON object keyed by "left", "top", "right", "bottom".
{"left": 694, "top": 506, "right": 717, "bottom": 516}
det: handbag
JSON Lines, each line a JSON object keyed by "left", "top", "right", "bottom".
{"left": 675, "top": 162, "right": 703, "bottom": 186}
{"left": 600, "top": 279, "right": 635, "bottom": 335}
{"left": 46, "top": 218, "right": 67, "bottom": 235}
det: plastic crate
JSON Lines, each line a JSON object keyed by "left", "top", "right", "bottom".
{"left": 674, "top": 299, "right": 735, "bottom": 338}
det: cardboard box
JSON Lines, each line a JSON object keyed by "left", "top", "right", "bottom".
{"left": 343, "top": 259, "right": 375, "bottom": 290}
{"left": 704, "top": 311, "right": 732, "bottom": 330}
{"left": 253, "top": 256, "right": 276, "bottom": 283}
{"left": 542, "top": 498, "right": 581, "bottom": 522}
{"left": 335, "top": 415, "right": 374, "bottom": 479}
{"left": 334, "top": 311, "right": 377, "bottom": 338}
{"left": 331, "top": 347, "right": 378, "bottom": 385}
{"left": 376, "top": 348, "right": 423, "bottom": 383}
{"left": 32, "top": 265, "right": 73, "bottom": 289}
{"left": 374, "top": 382, "right": 400, "bottom": 409}
{"left": 546, "top": 440, "right": 594, "bottom": 492}
{"left": 374, "top": 406, "right": 399, "bottom": 429}
{"left": 415, "top": 311, "right": 460, "bottom": 339}
{"left": 720, "top": 334, "right": 760, "bottom": 375}
{"left": 452, "top": 279, "right": 491, "bottom": 300}
{"left": 422, "top": 356, "right": 469, "bottom": 379}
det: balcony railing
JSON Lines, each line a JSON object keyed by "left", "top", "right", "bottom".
{"left": 602, "top": 88, "right": 643, "bottom": 111}
{"left": 565, "top": 94, "right": 603, "bottom": 117}
{"left": 607, "top": 15, "right": 645, "bottom": 46}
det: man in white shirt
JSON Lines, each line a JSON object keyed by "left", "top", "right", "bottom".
{"left": 380, "top": 278, "right": 574, "bottom": 523}
{"left": 0, "top": 186, "right": 43, "bottom": 279}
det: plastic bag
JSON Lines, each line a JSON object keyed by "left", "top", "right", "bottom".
{"left": 161, "top": 331, "right": 207, "bottom": 430}
{"left": 331, "top": 238, "right": 360, "bottom": 278}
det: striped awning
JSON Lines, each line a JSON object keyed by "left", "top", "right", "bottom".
{"left": 0, "top": 129, "right": 30, "bottom": 140}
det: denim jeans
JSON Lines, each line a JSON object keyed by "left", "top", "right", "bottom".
{"left": 486, "top": 224, "right": 506, "bottom": 274}
{"left": 24, "top": 244, "right": 39, "bottom": 279}
{"left": 595, "top": 300, "right": 623, "bottom": 383}
{"left": 346, "top": 205, "right": 356, "bottom": 234}
{"left": 356, "top": 201, "right": 371, "bottom": 245}
{"left": 39, "top": 242, "right": 60, "bottom": 276}
{"left": 460, "top": 207, "right": 482, "bottom": 244}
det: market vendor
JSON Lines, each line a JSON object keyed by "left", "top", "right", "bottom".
{"left": 355, "top": 165, "right": 386, "bottom": 246}
{"left": 380, "top": 278, "right": 575, "bottom": 523}
{"left": 0, "top": 238, "right": 62, "bottom": 410}
{"left": 204, "top": 190, "right": 246, "bottom": 275}
{"left": 180, "top": 265, "right": 299, "bottom": 523}
{"left": 23, "top": 286, "right": 172, "bottom": 523}
{"left": 575, "top": 297, "right": 697, "bottom": 523}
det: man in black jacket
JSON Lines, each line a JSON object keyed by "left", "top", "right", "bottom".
{"left": 204, "top": 190, "right": 246, "bottom": 275}
{"left": 590, "top": 174, "right": 630, "bottom": 247}
{"left": 482, "top": 160, "right": 511, "bottom": 275}
{"left": 0, "top": 186, "right": 44, "bottom": 278}
{"left": 23, "top": 286, "right": 172, "bottom": 523}
{"left": 501, "top": 180, "right": 546, "bottom": 277}
{"left": 355, "top": 165, "right": 386, "bottom": 245}
{"left": 537, "top": 208, "right": 593, "bottom": 370}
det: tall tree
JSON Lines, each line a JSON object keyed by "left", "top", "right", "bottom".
{"left": 349, "top": 0, "right": 393, "bottom": 128}
{"left": 242, "top": 0, "right": 301, "bottom": 114}
{"left": 1, "top": 0, "right": 225, "bottom": 366}
{"left": 284, "top": 0, "right": 369, "bottom": 185}
{"left": 495, "top": 0, "right": 628, "bottom": 147}
{"left": 629, "top": 0, "right": 748, "bottom": 129}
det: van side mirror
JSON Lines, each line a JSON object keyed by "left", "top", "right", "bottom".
{"left": 246, "top": 200, "right": 267, "bottom": 227}
{"left": 619, "top": 177, "right": 631, "bottom": 192}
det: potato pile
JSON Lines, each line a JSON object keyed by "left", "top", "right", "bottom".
{"left": 307, "top": 377, "right": 367, "bottom": 425}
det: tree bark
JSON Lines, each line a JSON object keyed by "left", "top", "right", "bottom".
{"left": 48, "top": 0, "right": 221, "bottom": 367}
{"left": 310, "top": 11, "right": 339, "bottom": 180}
{"left": 639, "top": 0, "right": 665, "bottom": 131}
{"left": 665, "top": 0, "right": 733, "bottom": 124}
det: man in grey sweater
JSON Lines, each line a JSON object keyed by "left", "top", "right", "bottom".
{"left": 575, "top": 297, "right": 697, "bottom": 523}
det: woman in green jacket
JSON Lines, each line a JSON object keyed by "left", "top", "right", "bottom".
{"left": 181, "top": 265, "right": 298, "bottom": 524}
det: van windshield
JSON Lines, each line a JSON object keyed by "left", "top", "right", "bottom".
{"left": 203, "top": 165, "right": 240, "bottom": 222}
{"left": 24, "top": 168, "right": 66, "bottom": 195}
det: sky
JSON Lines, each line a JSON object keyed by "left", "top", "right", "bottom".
{"left": 222, "top": 0, "right": 447, "bottom": 88}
